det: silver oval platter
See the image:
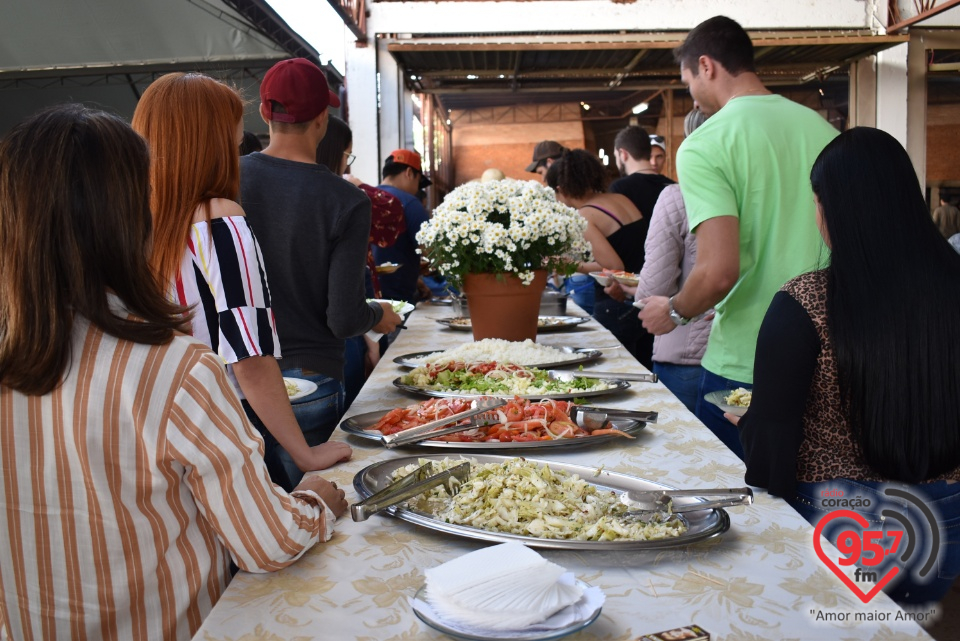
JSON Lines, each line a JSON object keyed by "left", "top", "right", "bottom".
{"left": 339, "top": 409, "right": 647, "bottom": 449}
{"left": 392, "top": 376, "right": 630, "bottom": 400}
{"left": 436, "top": 316, "right": 592, "bottom": 332}
{"left": 352, "top": 453, "right": 731, "bottom": 550}
{"left": 391, "top": 347, "right": 602, "bottom": 370}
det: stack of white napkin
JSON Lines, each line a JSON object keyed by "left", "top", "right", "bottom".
{"left": 421, "top": 542, "right": 598, "bottom": 631}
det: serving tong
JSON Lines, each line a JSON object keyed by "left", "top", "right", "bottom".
{"left": 351, "top": 461, "right": 471, "bottom": 521}
{"left": 546, "top": 369, "right": 658, "bottom": 384}
{"left": 380, "top": 398, "right": 507, "bottom": 448}
{"left": 620, "top": 486, "right": 754, "bottom": 521}
{"left": 568, "top": 405, "right": 658, "bottom": 428}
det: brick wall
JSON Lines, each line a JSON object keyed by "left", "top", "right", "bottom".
{"left": 451, "top": 108, "right": 586, "bottom": 186}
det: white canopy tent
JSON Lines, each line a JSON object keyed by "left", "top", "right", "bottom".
{"left": 0, "top": 0, "right": 335, "bottom": 134}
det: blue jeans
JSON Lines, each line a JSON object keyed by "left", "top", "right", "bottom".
{"left": 240, "top": 400, "right": 294, "bottom": 492}
{"left": 564, "top": 274, "right": 595, "bottom": 315}
{"left": 693, "top": 368, "right": 749, "bottom": 459}
{"left": 791, "top": 479, "right": 960, "bottom": 605}
{"left": 653, "top": 362, "right": 703, "bottom": 414}
{"left": 278, "top": 368, "right": 344, "bottom": 486}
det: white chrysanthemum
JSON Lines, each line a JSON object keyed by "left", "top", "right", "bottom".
{"left": 416, "top": 178, "right": 590, "bottom": 285}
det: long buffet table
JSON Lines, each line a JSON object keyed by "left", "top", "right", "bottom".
{"left": 194, "top": 301, "right": 933, "bottom": 641}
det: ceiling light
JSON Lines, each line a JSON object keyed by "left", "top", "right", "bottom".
{"left": 598, "top": 148, "right": 605, "bottom": 158}
{"left": 499, "top": 74, "right": 505, "bottom": 79}
{"left": 632, "top": 102, "right": 649, "bottom": 115}
{"left": 602, "top": 156, "right": 609, "bottom": 166}
{"left": 580, "top": 102, "right": 591, "bottom": 110}
{"left": 467, "top": 74, "right": 479, "bottom": 80}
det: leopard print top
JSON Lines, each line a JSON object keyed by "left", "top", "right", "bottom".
{"left": 785, "top": 270, "right": 960, "bottom": 483}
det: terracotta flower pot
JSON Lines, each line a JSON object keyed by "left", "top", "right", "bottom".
{"left": 462, "top": 270, "right": 548, "bottom": 342}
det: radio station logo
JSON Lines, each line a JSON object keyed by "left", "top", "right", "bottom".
{"left": 812, "top": 487, "right": 940, "bottom": 603}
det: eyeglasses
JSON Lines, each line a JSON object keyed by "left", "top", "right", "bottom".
{"left": 344, "top": 152, "right": 356, "bottom": 167}
{"left": 650, "top": 135, "right": 665, "bottom": 143}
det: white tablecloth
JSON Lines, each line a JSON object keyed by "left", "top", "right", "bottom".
{"left": 194, "top": 301, "right": 932, "bottom": 641}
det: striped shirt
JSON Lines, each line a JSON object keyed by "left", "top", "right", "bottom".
{"left": 173, "top": 216, "right": 281, "bottom": 397}
{"left": 0, "top": 299, "right": 330, "bottom": 640}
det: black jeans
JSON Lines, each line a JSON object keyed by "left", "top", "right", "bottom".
{"left": 592, "top": 296, "right": 653, "bottom": 369}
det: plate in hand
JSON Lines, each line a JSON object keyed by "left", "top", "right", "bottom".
{"left": 703, "top": 390, "right": 750, "bottom": 417}
{"left": 284, "top": 377, "right": 318, "bottom": 401}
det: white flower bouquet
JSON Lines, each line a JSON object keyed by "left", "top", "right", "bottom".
{"left": 416, "top": 179, "right": 590, "bottom": 286}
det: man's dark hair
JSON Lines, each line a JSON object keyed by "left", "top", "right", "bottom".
{"left": 382, "top": 159, "right": 420, "bottom": 181}
{"left": 673, "top": 16, "right": 756, "bottom": 76}
{"left": 613, "top": 125, "right": 651, "bottom": 161}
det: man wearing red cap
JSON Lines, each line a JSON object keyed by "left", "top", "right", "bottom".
{"left": 240, "top": 58, "right": 402, "bottom": 485}
{"left": 374, "top": 149, "right": 432, "bottom": 303}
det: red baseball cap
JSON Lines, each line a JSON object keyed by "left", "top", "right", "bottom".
{"left": 260, "top": 58, "right": 341, "bottom": 124}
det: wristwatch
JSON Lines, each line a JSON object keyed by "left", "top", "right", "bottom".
{"left": 668, "top": 296, "right": 692, "bottom": 326}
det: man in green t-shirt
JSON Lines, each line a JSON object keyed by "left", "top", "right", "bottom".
{"left": 638, "top": 16, "right": 838, "bottom": 458}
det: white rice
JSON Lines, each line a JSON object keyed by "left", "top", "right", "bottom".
{"left": 409, "top": 338, "right": 581, "bottom": 367}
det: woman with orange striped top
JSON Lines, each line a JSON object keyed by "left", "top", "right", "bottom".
{"left": 131, "top": 73, "right": 351, "bottom": 491}
{"left": 0, "top": 105, "right": 347, "bottom": 639}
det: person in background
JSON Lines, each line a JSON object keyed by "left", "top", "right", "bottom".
{"left": 932, "top": 203, "right": 960, "bottom": 253}
{"left": 610, "top": 125, "right": 675, "bottom": 224}
{"left": 375, "top": 149, "right": 432, "bottom": 304}
{"left": 648, "top": 134, "right": 667, "bottom": 174}
{"left": 316, "top": 116, "right": 406, "bottom": 407}
{"left": 607, "top": 109, "right": 711, "bottom": 412}
{"left": 241, "top": 58, "right": 402, "bottom": 485}
{"left": 638, "top": 16, "right": 838, "bottom": 458}
{"left": 481, "top": 167, "right": 505, "bottom": 181}
{"left": 526, "top": 140, "right": 567, "bottom": 181}
{"left": 239, "top": 130, "right": 263, "bottom": 155}
{"left": 132, "top": 73, "right": 351, "bottom": 493}
{"left": 732, "top": 127, "right": 960, "bottom": 606}
{"left": 0, "top": 104, "right": 347, "bottom": 641}
{"left": 546, "top": 149, "right": 653, "bottom": 368}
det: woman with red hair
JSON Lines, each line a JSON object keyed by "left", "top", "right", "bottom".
{"left": 132, "top": 73, "right": 350, "bottom": 490}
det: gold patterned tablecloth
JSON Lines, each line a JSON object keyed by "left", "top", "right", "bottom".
{"left": 195, "top": 301, "right": 932, "bottom": 641}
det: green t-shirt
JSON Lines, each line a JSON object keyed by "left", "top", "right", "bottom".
{"left": 676, "top": 94, "right": 838, "bottom": 383}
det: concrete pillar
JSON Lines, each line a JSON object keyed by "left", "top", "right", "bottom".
{"left": 377, "top": 37, "right": 403, "bottom": 173}
{"left": 876, "top": 43, "right": 908, "bottom": 149}
{"left": 344, "top": 41, "right": 380, "bottom": 185}
{"left": 848, "top": 56, "right": 877, "bottom": 129}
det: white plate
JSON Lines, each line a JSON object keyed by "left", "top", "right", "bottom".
{"left": 375, "top": 262, "right": 402, "bottom": 274}
{"left": 588, "top": 271, "right": 611, "bottom": 287}
{"left": 284, "top": 377, "right": 318, "bottom": 401}
{"left": 391, "top": 347, "right": 603, "bottom": 369}
{"left": 611, "top": 273, "right": 639, "bottom": 287}
{"left": 703, "top": 389, "right": 750, "bottom": 417}
{"left": 368, "top": 298, "right": 415, "bottom": 316}
{"left": 411, "top": 581, "right": 602, "bottom": 641}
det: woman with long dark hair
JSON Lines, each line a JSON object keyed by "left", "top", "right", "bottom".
{"left": 734, "top": 127, "right": 960, "bottom": 605}
{"left": 0, "top": 104, "right": 345, "bottom": 640}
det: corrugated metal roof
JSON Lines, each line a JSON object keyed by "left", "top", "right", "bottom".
{"left": 389, "top": 30, "right": 907, "bottom": 112}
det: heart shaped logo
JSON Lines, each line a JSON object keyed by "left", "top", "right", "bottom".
{"left": 812, "top": 509, "right": 900, "bottom": 603}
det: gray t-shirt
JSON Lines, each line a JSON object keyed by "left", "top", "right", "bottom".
{"left": 240, "top": 152, "right": 382, "bottom": 381}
